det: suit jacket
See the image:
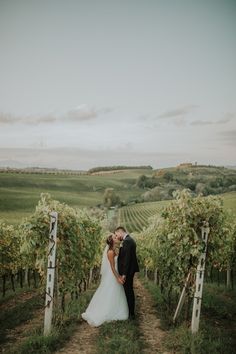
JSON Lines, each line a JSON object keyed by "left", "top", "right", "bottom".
{"left": 118, "top": 235, "right": 139, "bottom": 276}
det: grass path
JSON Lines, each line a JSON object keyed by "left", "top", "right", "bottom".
{"left": 56, "top": 319, "right": 99, "bottom": 354}
{"left": 135, "top": 277, "right": 169, "bottom": 354}
{"left": 0, "top": 289, "right": 38, "bottom": 312}
{"left": 55, "top": 276, "right": 168, "bottom": 354}
{"left": 1, "top": 309, "right": 44, "bottom": 353}
{"left": 0, "top": 290, "right": 44, "bottom": 353}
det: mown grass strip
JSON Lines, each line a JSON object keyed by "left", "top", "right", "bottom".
{"left": 7, "top": 286, "right": 96, "bottom": 354}
{"left": 0, "top": 293, "right": 43, "bottom": 345}
{"left": 142, "top": 278, "right": 236, "bottom": 354}
{"left": 96, "top": 318, "right": 144, "bottom": 354}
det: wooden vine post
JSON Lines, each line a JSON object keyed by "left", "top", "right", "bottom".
{"left": 191, "top": 222, "right": 210, "bottom": 333}
{"left": 44, "top": 211, "right": 58, "bottom": 335}
{"left": 173, "top": 272, "right": 191, "bottom": 323}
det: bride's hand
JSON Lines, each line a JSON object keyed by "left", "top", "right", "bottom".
{"left": 117, "top": 276, "right": 124, "bottom": 284}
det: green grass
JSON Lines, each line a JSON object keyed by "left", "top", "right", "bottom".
{"left": 222, "top": 191, "right": 236, "bottom": 214}
{"left": 0, "top": 293, "right": 44, "bottom": 345}
{"left": 0, "top": 286, "right": 36, "bottom": 307}
{"left": 1, "top": 280, "right": 143, "bottom": 354}
{"left": 142, "top": 278, "right": 236, "bottom": 354}
{"left": 0, "top": 169, "right": 236, "bottom": 226}
{"left": 119, "top": 192, "right": 236, "bottom": 233}
{"left": 97, "top": 319, "right": 143, "bottom": 354}
{"left": 1, "top": 284, "right": 97, "bottom": 354}
{"left": 0, "top": 169, "right": 149, "bottom": 224}
{"left": 119, "top": 199, "right": 169, "bottom": 232}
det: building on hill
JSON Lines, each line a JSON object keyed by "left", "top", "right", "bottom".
{"left": 177, "top": 162, "right": 194, "bottom": 168}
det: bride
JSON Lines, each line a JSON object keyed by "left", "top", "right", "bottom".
{"left": 81, "top": 234, "right": 129, "bottom": 326}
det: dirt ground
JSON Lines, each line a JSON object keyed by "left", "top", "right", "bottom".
{"left": 1, "top": 278, "right": 170, "bottom": 354}
{"left": 56, "top": 276, "right": 170, "bottom": 354}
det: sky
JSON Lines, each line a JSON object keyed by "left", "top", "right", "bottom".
{"left": 0, "top": 0, "right": 235, "bottom": 170}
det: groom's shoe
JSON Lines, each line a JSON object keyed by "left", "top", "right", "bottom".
{"left": 129, "top": 314, "right": 136, "bottom": 321}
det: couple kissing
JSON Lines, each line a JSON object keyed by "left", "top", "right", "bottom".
{"left": 82, "top": 226, "right": 139, "bottom": 327}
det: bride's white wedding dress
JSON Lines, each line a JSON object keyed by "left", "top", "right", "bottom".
{"left": 81, "top": 246, "right": 129, "bottom": 327}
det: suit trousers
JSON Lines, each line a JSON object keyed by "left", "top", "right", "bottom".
{"left": 123, "top": 273, "right": 135, "bottom": 317}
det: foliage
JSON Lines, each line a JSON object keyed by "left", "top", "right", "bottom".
{"left": 103, "top": 188, "right": 120, "bottom": 207}
{"left": 20, "top": 193, "right": 103, "bottom": 294}
{"left": 0, "top": 168, "right": 151, "bottom": 224}
{"left": 88, "top": 165, "right": 152, "bottom": 173}
{"left": 211, "top": 212, "right": 236, "bottom": 271}
{"left": 136, "top": 174, "right": 148, "bottom": 189}
{"left": 136, "top": 174, "right": 159, "bottom": 189}
{"left": 135, "top": 166, "right": 236, "bottom": 202}
{"left": 142, "top": 186, "right": 172, "bottom": 202}
{"left": 137, "top": 190, "right": 236, "bottom": 298}
{"left": 142, "top": 274, "right": 236, "bottom": 353}
{"left": 0, "top": 222, "right": 21, "bottom": 276}
{"left": 1, "top": 165, "right": 235, "bottom": 225}
{"left": 118, "top": 192, "right": 236, "bottom": 233}
{"left": 2, "top": 287, "right": 96, "bottom": 354}
{"left": 163, "top": 171, "right": 174, "bottom": 182}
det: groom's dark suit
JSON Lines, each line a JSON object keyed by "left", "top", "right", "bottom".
{"left": 118, "top": 235, "right": 139, "bottom": 318}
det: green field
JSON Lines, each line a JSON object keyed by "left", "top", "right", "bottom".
{"left": 0, "top": 169, "right": 152, "bottom": 224}
{"left": 118, "top": 192, "right": 236, "bottom": 233}
{"left": 1, "top": 168, "right": 236, "bottom": 226}
{"left": 118, "top": 200, "right": 169, "bottom": 232}
{"left": 0, "top": 169, "right": 236, "bottom": 354}
{"left": 222, "top": 191, "right": 236, "bottom": 214}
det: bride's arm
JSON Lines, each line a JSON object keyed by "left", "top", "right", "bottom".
{"left": 107, "top": 250, "right": 122, "bottom": 283}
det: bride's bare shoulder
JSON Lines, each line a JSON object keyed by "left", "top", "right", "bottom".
{"left": 107, "top": 249, "right": 115, "bottom": 260}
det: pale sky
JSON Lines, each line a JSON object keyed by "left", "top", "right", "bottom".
{"left": 0, "top": 0, "right": 235, "bottom": 170}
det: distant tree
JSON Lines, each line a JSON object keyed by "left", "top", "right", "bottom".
{"left": 163, "top": 171, "right": 174, "bottom": 182}
{"left": 137, "top": 176, "right": 158, "bottom": 188}
{"left": 136, "top": 175, "right": 148, "bottom": 189}
{"left": 89, "top": 165, "right": 153, "bottom": 173}
{"left": 147, "top": 177, "right": 160, "bottom": 188}
{"left": 195, "top": 182, "right": 207, "bottom": 195}
{"left": 229, "top": 185, "right": 236, "bottom": 192}
{"left": 185, "top": 180, "right": 196, "bottom": 191}
{"left": 103, "top": 188, "right": 120, "bottom": 207}
{"left": 168, "top": 188, "right": 176, "bottom": 197}
{"left": 222, "top": 176, "right": 236, "bottom": 188}
{"left": 210, "top": 178, "right": 224, "bottom": 188}
{"left": 142, "top": 186, "right": 170, "bottom": 202}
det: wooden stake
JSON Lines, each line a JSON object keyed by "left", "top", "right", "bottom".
{"left": 173, "top": 272, "right": 191, "bottom": 323}
{"left": 44, "top": 211, "right": 58, "bottom": 336}
{"left": 191, "top": 224, "right": 209, "bottom": 334}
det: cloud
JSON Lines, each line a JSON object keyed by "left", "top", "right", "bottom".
{"left": 191, "top": 120, "right": 213, "bottom": 126}
{"left": 0, "top": 113, "right": 13, "bottom": 124}
{"left": 0, "top": 112, "right": 57, "bottom": 125}
{"left": 172, "top": 117, "right": 187, "bottom": 127}
{"left": 221, "top": 112, "right": 236, "bottom": 123}
{"left": 157, "top": 105, "right": 198, "bottom": 119}
{"left": 0, "top": 105, "right": 113, "bottom": 125}
{"left": 191, "top": 113, "right": 235, "bottom": 126}
{"left": 137, "top": 106, "right": 197, "bottom": 127}
{"left": 219, "top": 129, "right": 236, "bottom": 145}
{"left": 137, "top": 114, "right": 151, "bottom": 122}
{"left": 65, "top": 105, "right": 112, "bottom": 122}
{"left": 66, "top": 107, "right": 98, "bottom": 122}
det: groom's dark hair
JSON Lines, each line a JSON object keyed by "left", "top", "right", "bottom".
{"left": 115, "top": 226, "right": 126, "bottom": 233}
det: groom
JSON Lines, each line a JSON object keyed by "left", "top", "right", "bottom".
{"left": 115, "top": 226, "right": 139, "bottom": 320}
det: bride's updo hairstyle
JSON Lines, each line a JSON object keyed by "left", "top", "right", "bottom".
{"left": 106, "top": 234, "right": 114, "bottom": 250}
